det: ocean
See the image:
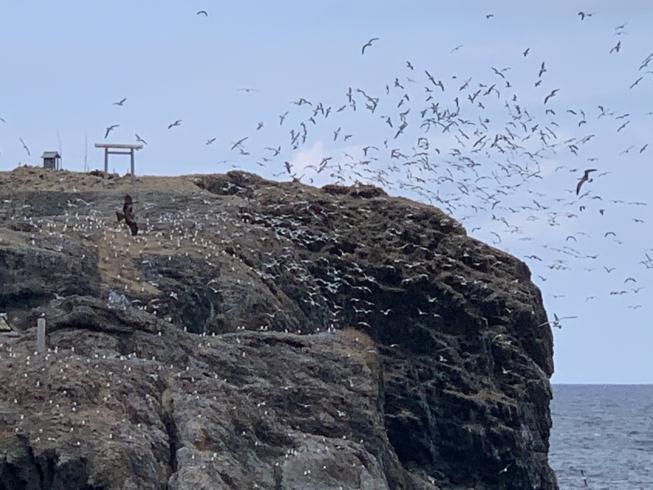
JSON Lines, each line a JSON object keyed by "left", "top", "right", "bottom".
{"left": 549, "top": 384, "right": 653, "bottom": 489}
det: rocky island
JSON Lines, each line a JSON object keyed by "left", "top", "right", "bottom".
{"left": 0, "top": 166, "right": 558, "bottom": 489}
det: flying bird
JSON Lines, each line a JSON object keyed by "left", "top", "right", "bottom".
{"left": 544, "top": 89, "right": 559, "bottom": 104}
{"left": 19, "top": 138, "right": 30, "bottom": 156}
{"left": 168, "top": 120, "right": 182, "bottom": 129}
{"left": 197, "top": 10, "right": 208, "bottom": 16}
{"left": 230, "top": 137, "right": 248, "bottom": 150}
{"left": 523, "top": 48, "right": 530, "bottom": 57}
{"left": 105, "top": 125, "right": 119, "bottom": 138}
{"left": 361, "top": 38, "right": 378, "bottom": 55}
{"left": 538, "top": 62, "right": 546, "bottom": 77}
{"left": 576, "top": 169, "right": 597, "bottom": 195}
{"left": 135, "top": 134, "right": 147, "bottom": 145}
{"left": 113, "top": 98, "right": 126, "bottom": 106}
{"left": 610, "top": 41, "right": 621, "bottom": 53}
{"left": 539, "top": 313, "right": 577, "bottom": 328}
{"left": 206, "top": 137, "right": 216, "bottom": 145}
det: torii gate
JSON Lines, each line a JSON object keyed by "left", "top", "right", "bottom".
{"left": 94, "top": 143, "right": 143, "bottom": 184}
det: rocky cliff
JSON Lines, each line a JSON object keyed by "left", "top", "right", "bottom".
{"left": 0, "top": 166, "right": 558, "bottom": 490}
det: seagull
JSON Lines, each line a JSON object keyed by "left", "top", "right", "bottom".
{"left": 361, "top": 38, "right": 378, "bottom": 55}
{"left": 544, "top": 89, "right": 559, "bottom": 104}
{"left": 610, "top": 41, "right": 621, "bottom": 53}
{"left": 196, "top": 10, "right": 208, "bottom": 16}
{"left": 237, "top": 88, "right": 259, "bottom": 92}
{"left": 576, "top": 169, "right": 597, "bottom": 195}
{"left": 113, "top": 98, "right": 126, "bottom": 106}
{"left": 230, "top": 137, "right": 248, "bottom": 150}
{"left": 104, "top": 125, "right": 119, "bottom": 138}
{"left": 19, "top": 138, "right": 30, "bottom": 156}
{"left": 450, "top": 45, "right": 464, "bottom": 54}
{"left": 539, "top": 313, "right": 577, "bottom": 328}
{"left": 538, "top": 62, "right": 546, "bottom": 77}
{"left": 206, "top": 137, "right": 216, "bottom": 145}
{"left": 523, "top": 48, "right": 530, "bottom": 57}
{"left": 167, "top": 120, "right": 182, "bottom": 129}
{"left": 135, "top": 134, "right": 147, "bottom": 145}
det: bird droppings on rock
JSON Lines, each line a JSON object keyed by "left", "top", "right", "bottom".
{"left": 0, "top": 166, "right": 557, "bottom": 489}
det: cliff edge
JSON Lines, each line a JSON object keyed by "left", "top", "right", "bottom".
{"left": 0, "top": 166, "right": 558, "bottom": 489}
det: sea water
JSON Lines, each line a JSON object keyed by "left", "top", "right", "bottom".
{"left": 549, "top": 384, "right": 653, "bottom": 489}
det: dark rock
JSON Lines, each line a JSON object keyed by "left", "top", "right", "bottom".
{"left": 0, "top": 167, "right": 558, "bottom": 489}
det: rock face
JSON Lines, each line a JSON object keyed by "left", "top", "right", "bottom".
{"left": 0, "top": 166, "right": 558, "bottom": 489}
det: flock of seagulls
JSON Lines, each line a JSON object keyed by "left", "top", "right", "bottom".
{"left": 2, "top": 8, "right": 652, "bottom": 326}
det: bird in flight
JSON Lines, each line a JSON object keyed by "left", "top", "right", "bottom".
{"left": 538, "top": 62, "right": 546, "bottom": 77}
{"left": 113, "top": 98, "right": 126, "bottom": 106}
{"left": 206, "top": 137, "right": 216, "bottom": 145}
{"left": 230, "top": 137, "right": 248, "bottom": 150}
{"left": 450, "top": 45, "right": 464, "bottom": 54}
{"left": 578, "top": 11, "right": 595, "bottom": 20}
{"left": 135, "top": 134, "right": 147, "bottom": 145}
{"left": 197, "top": 10, "right": 208, "bottom": 16}
{"left": 361, "top": 38, "right": 378, "bottom": 55}
{"left": 237, "top": 88, "right": 259, "bottom": 92}
{"left": 544, "top": 89, "right": 559, "bottom": 104}
{"left": 610, "top": 41, "right": 621, "bottom": 53}
{"left": 168, "top": 120, "right": 182, "bottom": 129}
{"left": 523, "top": 48, "right": 530, "bottom": 57}
{"left": 19, "top": 138, "right": 30, "bottom": 156}
{"left": 105, "top": 125, "right": 119, "bottom": 138}
{"left": 576, "top": 168, "right": 597, "bottom": 195}
{"left": 539, "top": 313, "right": 577, "bottom": 328}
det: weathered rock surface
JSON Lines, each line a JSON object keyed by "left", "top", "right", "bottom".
{"left": 0, "top": 166, "right": 558, "bottom": 489}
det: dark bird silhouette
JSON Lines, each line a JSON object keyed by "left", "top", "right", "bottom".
{"left": 538, "top": 62, "right": 546, "bottom": 77}
{"left": 630, "top": 77, "right": 643, "bottom": 89}
{"left": 230, "top": 137, "right": 248, "bottom": 150}
{"left": 113, "top": 98, "right": 126, "bottom": 106}
{"left": 578, "top": 11, "right": 594, "bottom": 20}
{"left": 610, "top": 41, "right": 621, "bottom": 53}
{"left": 19, "top": 138, "right": 30, "bottom": 156}
{"left": 135, "top": 134, "right": 147, "bottom": 145}
{"left": 361, "top": 38, "right": 378, "bottom": 55}
{"left": 197, "top": 10, "right": 208, "bottom": 16}
{"left": 544, "top": 89, "right": 559, "bottom": 104}
{"left": 576, "top": 169, "right": 597, "bottom": 195}
{"left": 105, "top": 125, "right": 119, "bottom": 138}
{"left": 523, "top": 48, "right": 530, "bottom": 57}
{"left": 116, "top": 195, "right": 138, "bottom": 236}
{"left": 167, "top": 120, "right": 182, "bottom": 129}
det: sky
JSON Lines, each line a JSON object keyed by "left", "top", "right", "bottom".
{"left": 0, "top": 1, "right": 652, "bottom": 384}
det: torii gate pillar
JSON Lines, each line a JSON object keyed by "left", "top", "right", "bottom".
{"left": 94, "top": 143, "right": 143, "bottom": 184}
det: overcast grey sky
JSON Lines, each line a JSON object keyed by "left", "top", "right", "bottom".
{"left": 1, "top": 1, "right": 651, "bottom": 383}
